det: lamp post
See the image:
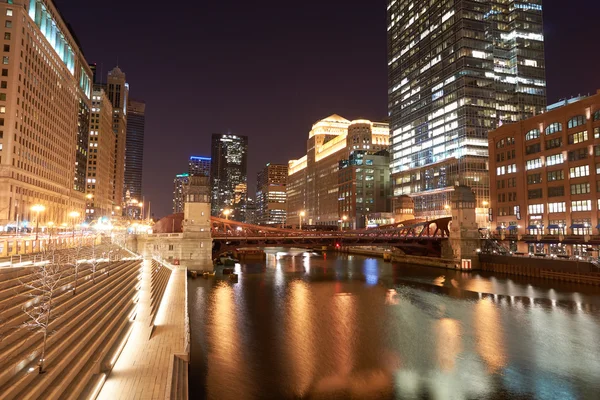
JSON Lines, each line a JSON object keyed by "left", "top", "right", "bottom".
{"left": 299, "top": 211, "right": 305, "bottom": 230}
{"left": 47, "top": 221, "right": 54, "bottom": 239}
{"left": 340, "top": 215, "right": 347, "bottom": 232}
{"left": 69, "top": 211, "right": 80, "bottom": 239}
{"left": 31, "top": 204, "right": 45, "bottom": 241}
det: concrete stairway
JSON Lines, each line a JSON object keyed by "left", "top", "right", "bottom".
{"left": 0, "top": 255, "right": 142, "bottom": 399}
{"left": 170, "top": 355, "right": 189, "bottom": 400}
{"left": 149, "top": 259, "right": 173, "bottom": 327}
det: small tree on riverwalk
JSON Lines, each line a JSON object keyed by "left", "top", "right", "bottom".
{"left": 21, "top": 245, "right": 66, "bottom": 374}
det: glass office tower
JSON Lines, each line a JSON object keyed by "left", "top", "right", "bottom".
{"left": 388, "top": 0, "right": 546, "bottom": 219}
{"left": 210, "top": 134, "right": 248, "bottom": 220}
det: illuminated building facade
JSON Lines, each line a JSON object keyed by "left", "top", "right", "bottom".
{"left": 85, "top": 88, "right": 115, "bottom": 220}
{"left": 106, "top": 66, "right": 128, "bottom": 208}
{"left": 256, "top": 163, "right": 288, "bottom": 226}
{"left": 388, "top": 0, "right": 546, "bottom": 222}
{"left": 287, "top": 115, "right": 389, "bottom": 227}
{"left": 0, "top": 0, "right": 93, "bottom": 229}
{"left": 188, "top": 155, "right": 210, "bottom": 177}
{"left": 124, "top": 98, "right": 145, "bottom": 200}
{"left": 489, "top": 91, "right": 600, "bottom": 256}
{"left": 173, "top": 173, "right": 189, "bottom": 214}
{"left": 338, "top": 150, "right": 391, "bottom": 229}
{"left": 210, "top": 133, "right": 248, "bottom": 220}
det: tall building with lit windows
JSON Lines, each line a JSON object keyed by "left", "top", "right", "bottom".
{"left": 210, "top": 134, "right": 248, "bottom": 220}
{"left": 124, "top": 98, "right": 145, "bottom": 201}
{"left": 256, "top": 163, "right": 288, "bottom": 226}
{"left": 106, "top": 66, "right": 129, "bottom": 208}
{"left": 173, "top": 173, "right": 189, "bottom": 214}
{"left": 188, "top": 155, "right": 211, "bottom": 177}
{"left": 287, "top": 115, "right": 389, "bottom": 227}
{"left": 0, "top": 0, "right": 93, "bottom": 229}
{"left": 388, "top": 0, "right": 546, "bottom": 222}
{"left": 85, "top": 88, "right": 115, "bottom": 220}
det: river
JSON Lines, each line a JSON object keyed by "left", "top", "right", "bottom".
{"left": 188, "top": 248, "right": 600, "bottom": 399}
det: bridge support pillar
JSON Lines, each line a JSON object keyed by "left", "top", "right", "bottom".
{"left": 441, "top": 185, "right": 481, "bottom": 270}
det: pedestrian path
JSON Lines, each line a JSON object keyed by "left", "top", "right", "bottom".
{"left": 97, "top": 259, "right": 187, "bottom": 400}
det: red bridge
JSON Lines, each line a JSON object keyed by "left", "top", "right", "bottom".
{"left": 210, "top": 217, "right": 452, "bottom": 257}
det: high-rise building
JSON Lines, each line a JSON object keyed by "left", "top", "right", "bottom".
{"left": 388, "top": 0, "right": 546, "bottom": 222}
{"left": 85, "top": 88, "right": 115, "bottom": 220}
{"left": 106, "top": 66, "right": 129, "bottom": 208}
{"left": 124, "top": 99, "right": 145, "bottom": 201}
{"left": 0, "top": 0, "right": 93, "bottom": 228}
{"left": 338, "top": 150, "right": 391, "bottom": 229}
{"left": 210, "top": 134, "right": 248, "bottom": 220}
{"left": 173, "top": 173, "right": 189, "bottom": 214}
{"left": 256, "top": 163, "right": 288, "bottom": 226}
{"left": 489, "top": 91, "right": 600, "bottom": 256}
{"left": 287, "top": 115, "right": 389, "bottom": 227}
{"left": 245, "top": 197, "right": 257, "bottom": 225}
{"left": 188, "top": 156, "right": 211, "bottom": 177}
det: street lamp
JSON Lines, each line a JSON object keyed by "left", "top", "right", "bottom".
{"left": 299, "top": 210, "right": 305, "bottom": 230}
{"left": 47, "top": 221, "right": 54, "bottom": 239}
{"left": 223, "top": 209, "right": 232, "bottom": 220}
{"left": 69, "top": 211, "right": 80, "bottom": 238}
{"left": 340, "top": 215, "right": 347, "bottom": 231}
{"left": 31, "top": 204, "right": 45, "bottom": 241}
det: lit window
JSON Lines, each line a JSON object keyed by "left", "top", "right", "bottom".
{"left": 6, "top": 9, "right": 12, "bottom": 17}
{"left": 2, "top": 56, "right": 8, "bottom": 65}
{"left": 571, "top": 200, "right": 592, "bottom": 212}
{"left": 569, "top": 165, "right": 590, "bottom": 178}
{"left": 525, "top": 129, "right": 540, "bottom": 140}
{"left": 545, "top": 122, "right": 562, "bottom": 135}
{"left": 568, "top": 115, "right": 586, "bottom": 129}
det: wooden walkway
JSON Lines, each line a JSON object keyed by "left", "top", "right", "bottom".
{"left": 97, "top": 259, "right": 187, "bottom": 400}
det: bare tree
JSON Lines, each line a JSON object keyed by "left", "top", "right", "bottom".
{"left": 21, "top": 247, "right": 65, "bottom": 374}
{"left": 88, "top": 234, "right": 102, "bottom": 284}
{"left": 67, "top": 234, "right": 85, "bottom": 295}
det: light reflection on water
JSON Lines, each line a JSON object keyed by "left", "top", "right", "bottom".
{"left": 189, "top": 248, "right": 600, "bottom": 400}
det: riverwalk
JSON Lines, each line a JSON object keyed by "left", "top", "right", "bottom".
{"left": 97, "top": 259, "right": 189, "bottom": 400}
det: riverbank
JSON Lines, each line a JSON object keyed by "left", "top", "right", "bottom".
{"left": 340, "top": 246, "right": 600, "bottom": 286}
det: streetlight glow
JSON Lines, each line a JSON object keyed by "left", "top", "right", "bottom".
{"left": 31, "top": 204, "right": 45, "bottom": 241}
{"left": 299, "top": 210, "right": 305, "bottom": 230}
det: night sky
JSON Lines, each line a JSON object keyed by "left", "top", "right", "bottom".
{"left": 55, "top": 0, "right": 600, "bottom": 218}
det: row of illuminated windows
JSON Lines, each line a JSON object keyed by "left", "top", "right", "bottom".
{"left": 529, "top": 200, "right": 598, "bottom": 214}
{"left": 528, "top": 203, "right": 573, "bottom": 215}
{"left": 496, "top": 164, "right": 517, "bottom": 175}
{"left": 524, "top": 112, "right": 600, "bottom": 140}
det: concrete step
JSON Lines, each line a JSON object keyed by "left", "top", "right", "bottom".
{"left": 0, "top": 261, "right": 129, "bottom": 340}
{"left": 59, "top": 305, "right": 136, "bottom": 400}
{"left": 0, "top": 261, "right": 141, "bottom": 399}
{"left": 19, "top": 282, "right": 138, "bottom": 400}
{"left": 0, "top": 261, "right": 141, "bottom": 387}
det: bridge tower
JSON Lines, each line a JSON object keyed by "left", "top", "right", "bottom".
{"left": 181, "top": 176, "right": 214, "bottom": 269}
{"left": 442, "top": 185, "right": 481, "bottom": 270}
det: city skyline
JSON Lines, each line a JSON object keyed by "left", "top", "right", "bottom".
{"left": 54, "top": 0, "right": 600, "bottom": 218}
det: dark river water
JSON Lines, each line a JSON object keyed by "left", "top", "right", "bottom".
{"left": 188, "top": 248, "right": 600, "bottom": 400}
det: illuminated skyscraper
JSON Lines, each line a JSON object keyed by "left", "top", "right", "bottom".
{"left": 188, "top": 156, "right": 211, "bottom": 177}
{"left": 256, "top": 163, "right": 288, "bottom": 226}
{"left": 124, "top": 99, "right": 145, "bottom": 201}
{"left": 0, "top": 0, "right": 93, "bottom": 228}
{"left": 210, "top": 134, "right": 248, "bottom": 220}
{"left": 86, "top": 88, "right": 115, "bottom": 220}
{"left": 106, "top": 66, "right": 129, "bottom": 207}
{"left": 173, "top": 173, "right": 189, "bottom": 214}
{"left": 388, "top": 0, "right": 546, "bottom": 221}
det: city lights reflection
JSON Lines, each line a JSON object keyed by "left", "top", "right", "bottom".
{"left": 188, "top": 250, "right": 600, "bottom": 399}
